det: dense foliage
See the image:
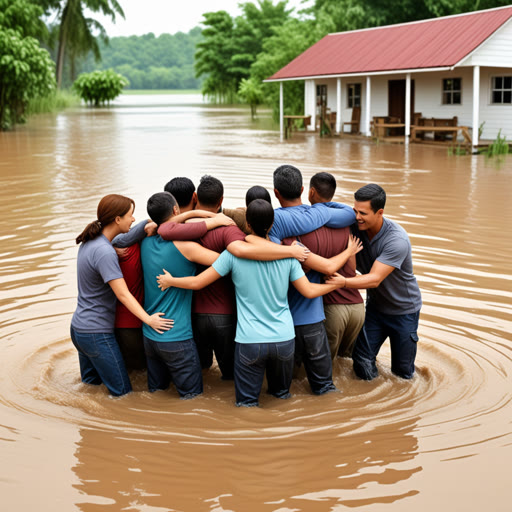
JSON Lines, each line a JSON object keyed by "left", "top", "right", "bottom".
{"left": 79, "top": 29, "right": 203, "bottom": 90}
{"left": 0, "top": 0, "right": 56, "bottom": 130}
{"left": 73, "top": 69, "right": 128, "bottom": 106}
{"left": 196, "top": 0, "right": 512, "bottom": 117}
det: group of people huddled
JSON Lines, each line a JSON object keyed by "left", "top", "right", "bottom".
{"left": 70, "top": 165, "right": 422, "bottom": 407}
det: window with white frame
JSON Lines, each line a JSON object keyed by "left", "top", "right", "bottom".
{"left": 491, "top": 76, "right": 512, "bottom": 104}
{"left": 347, "top": 83, "right": 361, "bottom": 108}
{"left": 442, "top": 78, "right": 461, "bottom": 105}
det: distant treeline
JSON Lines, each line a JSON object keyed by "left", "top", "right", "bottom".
{"left": 79, "top": 28, "right": 203, "bottom": 90}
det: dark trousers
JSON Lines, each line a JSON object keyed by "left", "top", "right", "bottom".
{"left": 234, "top": 339, "right": 295, "bottom": 407}
{"left": 352, "top": 305, "right": 420, "bottom": 380}
{"left": 192, "top": 313, "right": 236, "bottom": 380}
{"left": 115, "top": 327, "right": 146, "bottom": 371}
{"left": 143, "top": 336, "right": 203, "bottom": 399}
{"left": 294, "top": 321, "right": 336, "bottom": 395}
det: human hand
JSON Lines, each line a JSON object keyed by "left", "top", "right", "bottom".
{"left": 114, "top": 247, "right": 128, "bottom": 258}
{"left": 347, "top": 235, "right": 363, "bottom": 255}
{"left": 157, "top": 269, "right": 173, "bottom": 291}
{"left": 147, "top": 312, "right": 174, "bottom": 334}
{"left": 145, "top": 221, "right": 158, "bottom": 237}
{"left": 215, "top": 213, "right": 235, "bottom": 227}
{"left": 324, "top": 272, "right": 346, "bottom": 288}
{"left": 291, "top": 240, "right": 310, "bottom": 262}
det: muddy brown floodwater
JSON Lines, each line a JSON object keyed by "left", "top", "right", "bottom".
{"left": 0, "top": 94, "right": 511, "bottom": 512}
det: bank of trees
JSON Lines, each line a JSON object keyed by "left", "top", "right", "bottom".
{"left": 196, "top": 0, "right": 512, "bottom": 117}
{"left": 79, "top": 29, "right": 203, "bottom": 90}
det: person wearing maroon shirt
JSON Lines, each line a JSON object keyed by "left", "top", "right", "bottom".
{"left": 158, "top": 175, "right": 310, "bottom": 380}
{"left": 307, "top": 173, "right": 365, "bottom": 359}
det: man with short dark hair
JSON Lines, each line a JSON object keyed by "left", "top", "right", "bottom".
{"left": 164, "top": 177, "right": 197, "bottom": 212}
{"left": 274, "top": 164, "right": 356, "bottom": 394}
{"left": 141, "top": 191, "right": 219, "bottom": 398}
{"left": 307, "top": 172, "right": 365, "bottom": 359}
{"left": 342, "top": 183, "right": 422, "bottom": 380}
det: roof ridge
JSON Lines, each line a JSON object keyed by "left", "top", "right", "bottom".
{"left": 327, "top": 4, "right": 512, "bottom": 37}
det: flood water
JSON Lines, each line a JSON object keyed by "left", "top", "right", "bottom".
{"left": 1, "top": 94, "right": 511, "bottom": 511}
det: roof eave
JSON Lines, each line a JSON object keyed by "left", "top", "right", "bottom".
{"left": 264, "top": 66, "right": 454, "bottom": 83}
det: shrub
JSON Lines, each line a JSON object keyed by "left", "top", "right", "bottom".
{"left": 238, "top": 78, "right": 264, "bottom": 119}
{"left": 73, "top": 69, "right": 129, "bottom": 107}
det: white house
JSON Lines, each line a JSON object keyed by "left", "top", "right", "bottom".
{"left": 264, "top": 6, "right": 512, "bottom": 148}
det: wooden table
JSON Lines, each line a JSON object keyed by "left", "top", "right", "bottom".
{"left": 283, "top": 115, "right": 311, "bottom": 138}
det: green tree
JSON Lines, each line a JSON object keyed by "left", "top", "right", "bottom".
{"left": 250, "top": 18, "right": 321, "bottom": 120}
{"left": 195, "top": 11, "right": 237, "bottom": 102}
{"left": 37, "top": 0, "right": 124, "bottom": 88}
{"left": 72, "top": 69, "right": 128, "bottom": 106}
{"left": 0, "top": 0, "right": 56, "bottom": 130}
{"left": 238, "top": 78, "right": 264, "bottom": 119}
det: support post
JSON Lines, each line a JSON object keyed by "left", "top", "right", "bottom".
{"left": 279, "top": 81, "right": 284, "bottom": 140}
{"left": 336, "top": 78, "right": 342, "bottom": 134}
{"left": 311, "top": 80, "right": 316, "bottom": 131}
{"left": 405, "top": 73, "right": 411, "bottom": 144}
{"left": 365, "top": 76, "right": 371, "bottom": 136}
{"left": 472, "top": 66, "right": 480, "bottom": 150}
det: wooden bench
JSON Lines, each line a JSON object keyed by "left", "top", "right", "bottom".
{"left": 283, "top": 115, "right": 311, "bottom": 138}
{"left": 410, "top": 125, "right": 472, "bottom": 145}
{"left": 372, "top": 116, "right": 405, "bottom": 139}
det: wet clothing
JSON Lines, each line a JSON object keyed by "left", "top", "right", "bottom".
{"left": 212, "top": 250, "right": 304, "bottom": 406}
{"left": 352, "top": 217, "right": 422, "bottom": 380}
{"left": 140, "top": 235, "right": 203, "bottom": 396}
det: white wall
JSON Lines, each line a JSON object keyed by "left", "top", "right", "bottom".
{"left": 462, "top": 18, "right": 512, "bottom": 68}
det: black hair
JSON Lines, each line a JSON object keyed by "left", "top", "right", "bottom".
{"left": 354, "top": 183, "right": 386, "bottom": 212}
{"left": 197, "top": 174, "right": 223, "bottom": 207}
{"left": 164, "top": 177, "right": 195, "bottom": 207}
{"left": 246, "top": 199, "right": 274, "bottom": 239}
{"left": 310, "top": 172, "right": 336, "bottom": 201}
{"left": 273, "top": 164, "right": 303, "bottom": 200}
{"left": 245, "top": 185, "right": 271, "bottom": 206}
{"left": 147, "top": 191, "right": 177, "bottom": 225}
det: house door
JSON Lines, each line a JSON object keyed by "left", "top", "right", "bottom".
{"left": 388, "top": 80, "right": 415, "bottom": 134}
{"left": 316, "top": 84, "right": 327, "bottom": 130}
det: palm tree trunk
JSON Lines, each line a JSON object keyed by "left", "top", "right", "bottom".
{"left": 56, "top": 1, "right": 71, "bottom": 89}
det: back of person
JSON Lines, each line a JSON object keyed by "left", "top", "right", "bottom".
{"left": 192, "top": 225, "right": 245, "bottom": 315}
{"left": 215, "top": 252, "right": 299, "bottom": 343}
{"left": 141, "top": 235, "right": 196, "bottom": 342}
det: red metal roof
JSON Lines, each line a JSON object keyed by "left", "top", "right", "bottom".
{"left": 267, "top": 7, "right": 512, "bottom": 80}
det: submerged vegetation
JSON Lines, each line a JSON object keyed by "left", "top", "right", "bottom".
{"left": 73, "top": 69, "right": 128, "bottom": 106}
{"left": 26, "top": 89, "right": 80, "bottom": 114}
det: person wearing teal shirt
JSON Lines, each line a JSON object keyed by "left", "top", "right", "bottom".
{"left": 157, "top": 199, "right": 347, "bottom": 407}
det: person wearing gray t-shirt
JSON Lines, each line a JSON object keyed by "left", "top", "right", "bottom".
{"left": 331, "top": 184, "right": 422, "bottom": 380}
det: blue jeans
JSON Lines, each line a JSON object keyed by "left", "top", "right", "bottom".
{"left": 192, "top": 313, "right": 236, "bottom": 380}
{"left": 352, "top": 305, "right": 420, "bottom": 380}
{"left": 294, "top": 321, "right": 336, "bottom": 395}
{"left": 70, "top": 327, "right": 132, "bottom": 397}
{"left": 143, "top": 336, "right": 203, "bottom": 399}
{"left": 234, "top": 339, "right": 295, "bottom": 407}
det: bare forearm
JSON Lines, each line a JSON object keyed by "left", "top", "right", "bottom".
{"left": 344, "top": 273, "right": 382, "bottom": 289}
{"left": 306, "top": 248, "right": 352, "bottom": 275}
{"left": 233, "top": 236, "right": 297, "bottom": 261}
{"left": 117, "top": 290, "right": 152, "bottom": 324}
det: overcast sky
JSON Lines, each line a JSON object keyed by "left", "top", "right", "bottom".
{"left": 90, "top": 0, "right": 313, "bottom": 37}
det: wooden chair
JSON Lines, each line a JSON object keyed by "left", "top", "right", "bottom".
{"left": 342, "top": 106, "right": 360, "bottom": 134}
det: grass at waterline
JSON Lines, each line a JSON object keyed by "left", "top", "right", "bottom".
{"left": 122, "top": 89, "right": 201, "bottom": 95}
{"left": 26, "top": 90, "right": 80, "bottom": 115}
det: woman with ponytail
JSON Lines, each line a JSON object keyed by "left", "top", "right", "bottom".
{"left": 156, "top": 199, "right": 345, "bottom": 407}
{"left": 71, "top": 194, "right": 173, "bottom": 396}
